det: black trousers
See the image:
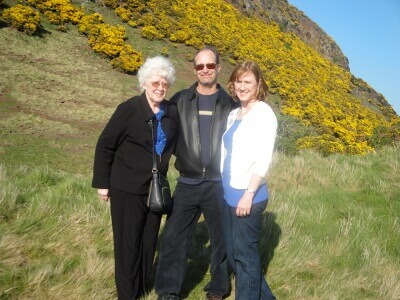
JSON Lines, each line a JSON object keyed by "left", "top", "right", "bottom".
{"left": 110, "top": 187, "right": 162, "bottom": 300}
{"left": 155, "top": 181, "right": 229, "bottom": 297}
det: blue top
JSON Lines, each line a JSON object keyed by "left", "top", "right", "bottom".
{"left": 222, "top": 119, "right": 269, "bottom": 207}
{"left": 155, "top": 103, "right": 166, "bottom": 156}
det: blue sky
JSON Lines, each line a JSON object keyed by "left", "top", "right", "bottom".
{"left": 288, "top": 0, "right": 400, "bottom": 115}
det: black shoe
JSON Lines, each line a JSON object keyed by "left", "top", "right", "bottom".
{"left": 206, "top": 293, "right": 223, "bottom": 300}
{"left": 157, "top": 294, "right": 179, "bottom": 300}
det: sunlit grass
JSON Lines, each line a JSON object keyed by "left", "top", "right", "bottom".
{"left": 1, "top": 145, "right": 399, "bottom": 299}
{"left": 266, "top": 145, "right": 400, "bottom": 299}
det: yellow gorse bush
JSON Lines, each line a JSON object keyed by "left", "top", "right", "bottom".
{"left": 88, "top": 24, "right": 126, "bottom": 58}
{"left": 2, "top": 4, "right": 41, "bottom": 35}
{"left": 110, "top": 44, "right": 143, "bottom": 73}
{"left": 77, "top": 12, "right": 103, "bottom": 35}
{"left": 115, "top": 6, "right": 132, "bottom": 23}
{"left": 78, "top": 13, "right": 143, "bottom": 71}
{"left": 23, "top": 0, "right": 143, "bottom": 73}
{"left": 113, "top": 0, "right": 398, "bottom": 154}
{"left": 27, "top": 0, "right": 84, "bottom": 25}
{"left": 141, "top": 25, "right": 164, "bottom": 40}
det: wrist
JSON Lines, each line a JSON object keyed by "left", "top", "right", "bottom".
{"left": 246, "top": 188, "right": 256, "bottom": 194}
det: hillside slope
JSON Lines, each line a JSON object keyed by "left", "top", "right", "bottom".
{"left": 0, "top": 5, "right": 233, "bottom": 174}
{"left": 0, "top": 0, "right": 399, "bottom": 157}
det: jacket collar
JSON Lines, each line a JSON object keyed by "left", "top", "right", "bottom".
{"left": 139, "top": 92, "right": 155, "bottom": 122}
{"left": 187, "top": 82, "right": 230, "bottom": 104}
{"left": 139, "top": 92, "right": 171, "bottom": 122}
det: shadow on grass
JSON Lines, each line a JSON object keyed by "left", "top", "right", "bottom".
{"left": 150, "top": 211, "right": 281, "bottom": 299}
{"left": 37, "top": 26, "right": 52, "bottom": 37}
{"left": 260, "top": 212, "right": 281, "bottom": 274}
{"left": 150, "top": 220, "right": 212, "bottom": 299}
{"left": 0, "top": 20, "right": 51, "bottom": 35}
{"left": 0, "top": 20, "right": 8, "bottom": 29}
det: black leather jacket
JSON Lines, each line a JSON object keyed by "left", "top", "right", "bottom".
{"left": 171, "top": 82, "right": 238, "bottom": 179}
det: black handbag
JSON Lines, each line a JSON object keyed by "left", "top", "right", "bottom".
{"left": 146, "top": 119, "right": 172, "bottom": 214}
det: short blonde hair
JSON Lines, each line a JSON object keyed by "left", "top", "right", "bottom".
{"left": 138, "top": 56, "right": 176, "bottom": 91}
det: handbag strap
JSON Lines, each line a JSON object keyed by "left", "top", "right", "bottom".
{"left": 148, "top": 119, "right": 158, "bottom": 173}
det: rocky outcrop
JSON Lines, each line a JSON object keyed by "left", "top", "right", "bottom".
{"left": 227, "top": 0, "right": 350, "bottom": 70}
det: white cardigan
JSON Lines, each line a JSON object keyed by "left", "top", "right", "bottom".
{"left": 220, "top": 101, "right": 277, "bottom": 189}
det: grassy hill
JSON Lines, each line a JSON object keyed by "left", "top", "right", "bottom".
{"left": 0, "top": 6, "right": 234, "bottom": 175}
{"left": 2, "top": 0, "right": 399, "bottom": 156}
{"left": 1, "top": 1, "right": 400, "bottom": 299}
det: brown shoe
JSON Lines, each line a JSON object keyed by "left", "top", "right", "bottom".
{"left": 206, "top": 293, "right": 222, "bottom": 300}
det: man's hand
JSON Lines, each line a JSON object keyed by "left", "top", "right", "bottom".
{"left": 98, "top": 188, "right": 110, "bottom": 202}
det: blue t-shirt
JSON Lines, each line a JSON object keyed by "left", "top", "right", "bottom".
{"left": 178, "top": 91, "right": 220, "bottom": 185}
{"left": 198, "top": 91, "right": 217, "bottom": 167}
{"left": 222, "top": 119, "right": 269, "bottom": 207}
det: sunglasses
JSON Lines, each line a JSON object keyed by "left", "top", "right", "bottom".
{"left": 149, "top": 81, "right": 169, "bottom": 89}
{"left": 194, "top": 63, "right": 218, "bottom": 71}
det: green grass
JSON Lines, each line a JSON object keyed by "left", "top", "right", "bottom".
{"left": 266, "top": 147, "right": 400, "bottom": 299}
{"left": 1, "top": 4, "right": 400, "bottom": 299}
{"left": 0, "top": 165, "right": 115, "bottom": 299}
{"left": 1, "top": 146, "right": 399, "bottom": 299}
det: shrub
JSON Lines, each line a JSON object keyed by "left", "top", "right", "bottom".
{"left": 88, "top": 23, "right": 126, "bottom": 58}
{"left": 368, "top": 123, "right": 400, "bottom": 149}
{"left": 140, "top": 25, "right": 163, "bottom": 40}
{"left": 276, "top": 114, "right": 317, "bottom": 155}
{"left": 77, "top": 13, "right": 104, "bottom": 35}
{"left": 27, "top": 0, "right": 84, "bottom": 25}
{"left": 154, "top": 13, "right": 179, "bottom": 36}
{"left": 127, "top": 20, "right": 137, "bottom": 27}
{"left": 78, "top": 16, "right": 143, "bottom": 73}
{"left": 124, "top": 0, "right": 146, "bottom": 13}
{"left": 169, "top": 29, "right": 190, "bottom": 43}
{"left": 161, "top": 46, "right": 169, "bottom": 57}
{"left": 136, "top": 12, "right": 156, "bottom": 26}
{"left": 102, "top": 0, "right": 118, "bottom": 9}
{"left": 297, "top": 134, "right": 346, "bottom": 156}
{"left": 115, "top": 6, "right": 132, "bottom": 22}
{"left": 110, "top": 44, "right": 143, "bottom": 73}
{"left": 2, "top": 4, "right": 41, "bottom": 35}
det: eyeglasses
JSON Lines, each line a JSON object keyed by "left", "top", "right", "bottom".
{"left": 148, "top": 81, "right": 169, "bottom": 89}
{"left": 194, "top": 63, "right": 218, "bottom": 71}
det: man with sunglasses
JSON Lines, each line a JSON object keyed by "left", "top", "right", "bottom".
{"left": 155, "top": 46, "right": 238, "bottom": 300}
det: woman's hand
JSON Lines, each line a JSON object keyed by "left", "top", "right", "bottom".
{"left": 98, "top": 189, "right": 110, "bottom": 202}
{"left": 236, "top": 191, "right": 253, "bottom": 217}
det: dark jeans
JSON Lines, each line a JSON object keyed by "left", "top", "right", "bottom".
{"left": 222, "top": 200, "right": 276, "bottom": 300}
{"left": 155, "top": 181, "right": 229, "bottom": 298}
{"left": 110, "top": 187, "right": 162, "bottom": 300}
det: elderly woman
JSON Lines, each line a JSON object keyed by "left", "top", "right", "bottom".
{"left": 92, "top": 56, "right": 178, "bottom": 300}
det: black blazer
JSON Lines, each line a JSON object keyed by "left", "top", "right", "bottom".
{"left": 92, "top": 92, "right": 178, "bottom": 195}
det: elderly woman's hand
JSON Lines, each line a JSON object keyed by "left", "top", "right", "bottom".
{"left": 98, "top": 189, "right": 110, "bottom": 202}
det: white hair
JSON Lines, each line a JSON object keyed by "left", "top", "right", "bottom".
{"left": 137, "top": 56, "right": 176, "bottom": 91}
